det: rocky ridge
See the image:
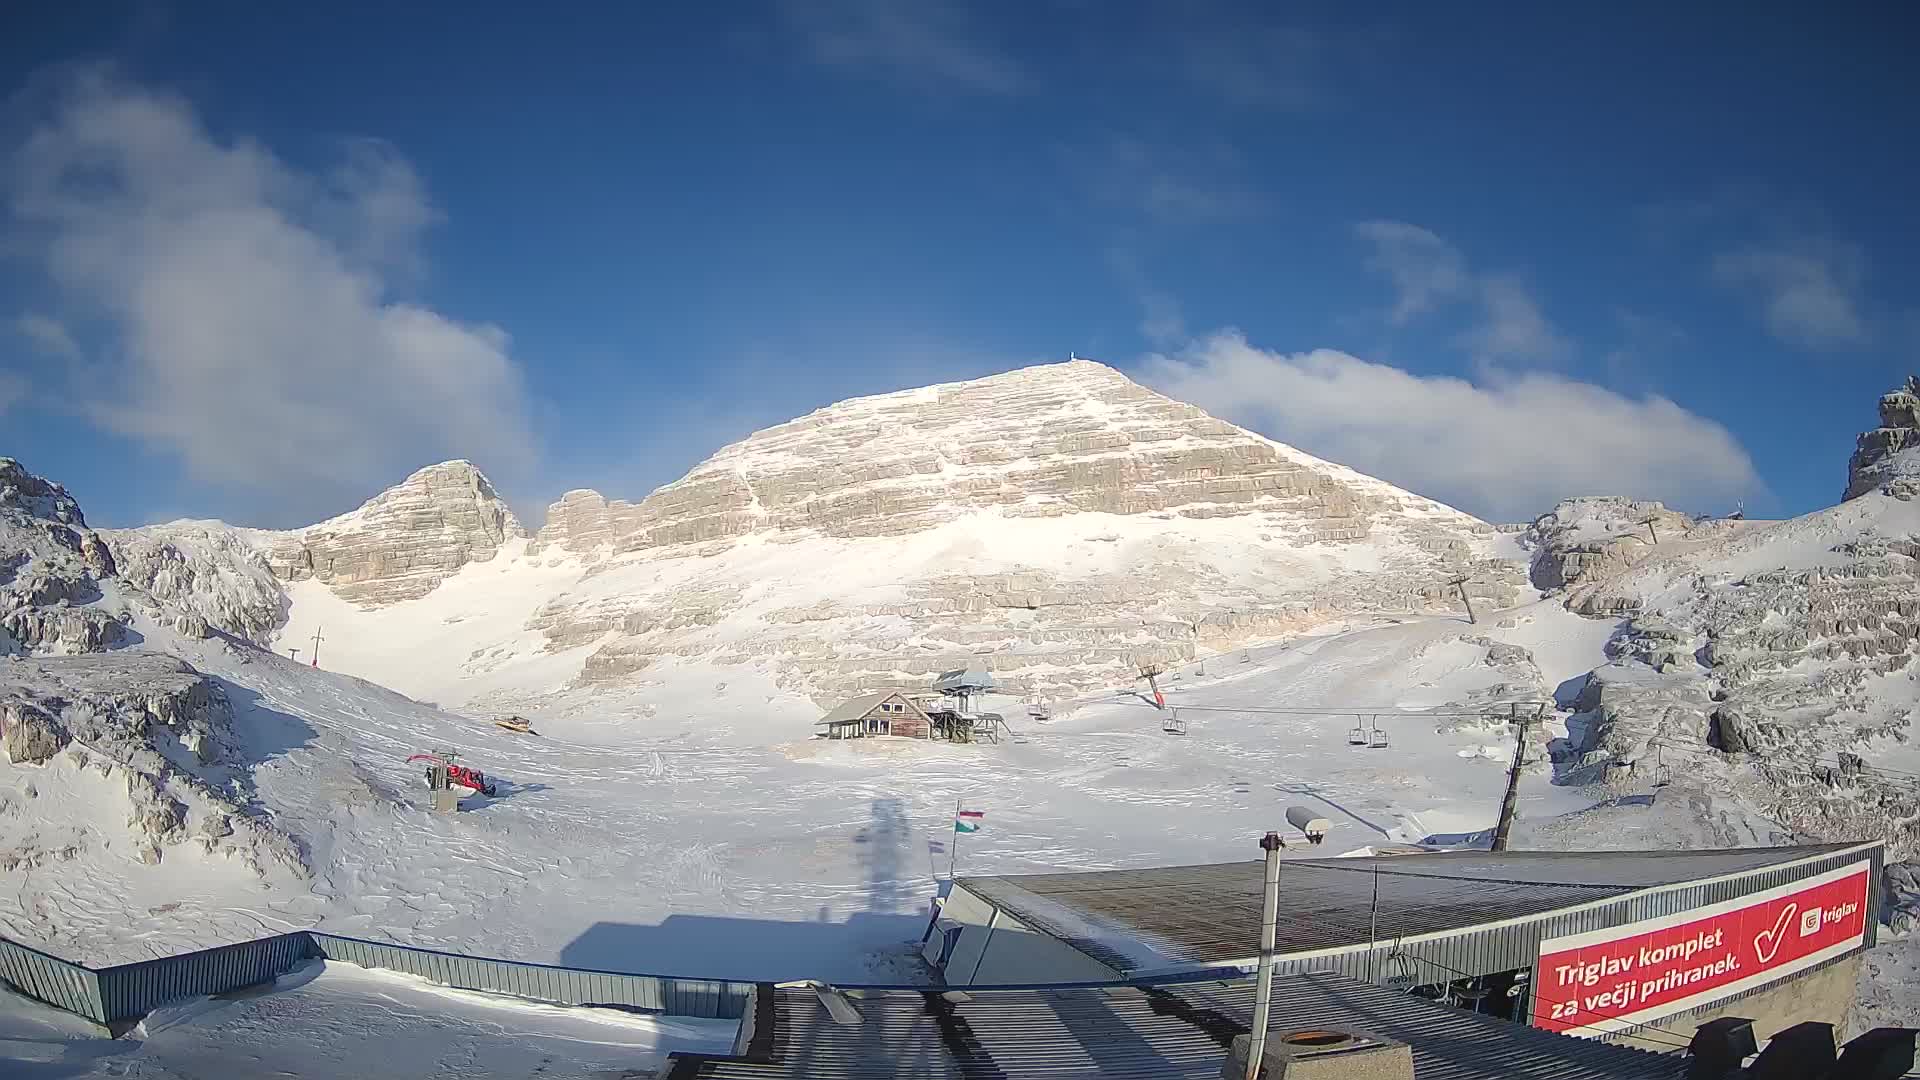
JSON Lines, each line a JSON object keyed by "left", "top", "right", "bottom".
{"left": 531, "top": 360, "right": 1478, "bottom": 555}
{"left": 260, "top": 460, "right": 523, "bottom": 607}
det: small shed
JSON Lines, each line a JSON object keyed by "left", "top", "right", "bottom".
{"left": 816, "top": 691, "right": 932, "bottom": 739}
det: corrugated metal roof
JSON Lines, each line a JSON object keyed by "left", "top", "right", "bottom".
{"left": 667, "top": 972, "right": 1689, "bottom": 1079}
{"left": 956, "top": 844, "right": 1856, "bottom": 973}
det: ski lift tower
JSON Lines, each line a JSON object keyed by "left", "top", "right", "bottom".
{"left": 932, "top": 662, "right": 999, "bottom": 715}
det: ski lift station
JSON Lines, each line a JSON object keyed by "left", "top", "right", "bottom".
{"left": 925, "top": 841, "right": 1885, "bottom": 1052}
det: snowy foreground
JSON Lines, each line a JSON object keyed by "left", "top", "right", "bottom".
{"left": 0, "top": 962, "right": 734, "bottom": 1080}
{"left": 7, "top": 597, "right": 1692, "bottom": 981}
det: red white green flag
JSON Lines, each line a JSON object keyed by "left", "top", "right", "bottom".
{"left": 954, "top": 809, "right": 985, "bottom": 834}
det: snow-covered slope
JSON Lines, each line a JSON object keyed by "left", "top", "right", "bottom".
{"left": 7, "top": 582, "right": 1624, "bottom": 978}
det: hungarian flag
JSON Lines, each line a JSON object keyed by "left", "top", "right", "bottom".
{"left": 954, "top": 810, "right": 985, "bottom": 834}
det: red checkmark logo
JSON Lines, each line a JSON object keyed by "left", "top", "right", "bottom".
{"left": 1753, "top": 903, "right": 1798, "bottom": 964}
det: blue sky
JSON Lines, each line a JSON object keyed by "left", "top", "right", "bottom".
{"left": 3, "top": 3, "right": 1914, "bottom": 528}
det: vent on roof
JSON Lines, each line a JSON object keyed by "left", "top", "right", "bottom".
{"left": 1223, "top": 1027, "right": 1413, "bottom": 1078}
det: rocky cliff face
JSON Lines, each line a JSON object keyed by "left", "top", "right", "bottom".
{"left": 1846, "top": 376, "right": 1920, "bottom": 502}
{"left": 261, "top": 460, "right": 524, "bottom": 607}
{"left": 1546, "top": 384, "right": 1920, "bottom": 859}
{"left": 1, "top": 457, "right": 127, "bottom": 654}
{"left": 514, "top": 361, "right": 1526, "bottom": 703}
{"left": 531, "top": 360, "right": 1466, "bottom": 555}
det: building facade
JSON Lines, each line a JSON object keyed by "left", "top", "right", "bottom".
{"left": 815, "top": 691, "right": 932, "bottom": 739}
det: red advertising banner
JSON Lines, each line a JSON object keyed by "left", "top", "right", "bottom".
{"left": 1533, "top": 859, "right": 1871, "bottom": 1037}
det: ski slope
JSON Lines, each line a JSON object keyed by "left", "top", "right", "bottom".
{"left": 6, "top": 599, "right": 1653, "bottom": 983}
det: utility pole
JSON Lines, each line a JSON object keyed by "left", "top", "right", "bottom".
{"left": 1244, "top": 831, "right": 1285, "bottom": 1079}
{"left": 309, "top": 627, "right": 324, "bottom": 669}
{"left": 1490, "top": 704, "right": 1538, "bottom": 852}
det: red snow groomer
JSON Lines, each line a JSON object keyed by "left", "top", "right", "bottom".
{"left": 408, "top": 752, "right": 498, "bottom": 797}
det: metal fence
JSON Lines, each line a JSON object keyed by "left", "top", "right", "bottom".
{"left": 308, "top": 933, "right": 753, "bottom": 1019}
{"left": 0, "top": 935, "right": 104, "bottom": 1022}
{"left": 1, "top": 930, "right": 754, "bottom": 1026}
{"left": 94, "top": 932, "right": 315, "bottom": 1024}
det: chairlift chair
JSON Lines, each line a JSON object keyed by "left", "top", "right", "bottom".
{"left": 1160, "top": 707, "right": 1187, "bottom": 735}
{"left": 1369, "top": 726, "right": 1390, "bottom": 749}
{"left": 1348, "top": 717, "right": 1369, "bottom": 745}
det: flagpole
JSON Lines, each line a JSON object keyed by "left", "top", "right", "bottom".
{"left": 949, "top": 796, "right": 961, "bottom": 880}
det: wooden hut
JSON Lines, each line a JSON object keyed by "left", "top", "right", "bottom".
{"left": 815, "top": 691, "right": 933, "bottom": 739}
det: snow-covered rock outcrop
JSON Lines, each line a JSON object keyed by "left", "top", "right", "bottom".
{"left": 1543, "top": 383, "right": 1920, "bottom": 859}
{"left": 0, "top": 652, "right": 306, "bottom": 877}
{"left": 1846, "top": 375, "right": 1920, "bottom": 502}
{"left": 260, "top": 460, "right": 524, "bottom": 607}
{"left": 1, "top": 457, "right": 127, "bottom": 654}
{"left": 1523, "top": 497, "right": 1698, "bottom": 592}
{"left": 105, "top": 521, "right": 288, "bottom": 645}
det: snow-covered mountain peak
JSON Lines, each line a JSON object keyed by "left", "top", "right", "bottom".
{"left": 532, "top": 358, "right": 1483, "bottom": 559}
{"left": 250, "top": 459, "right": 525, "bottom": 608}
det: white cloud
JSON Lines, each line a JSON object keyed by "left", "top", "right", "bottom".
{"left": 14, "top": 313, "right": 82, "bottom": 360}
{"left": 4, "top": 70, "right": 533, "bottom": 525}
{"left": 1464, "top": 275, "right": 1571, "bottom": 364}
{"left": 1143, "top": 332, "right": 1761, "bottom": 522}
{"left": 1355, "top": 221, "right": 1570, "bottom": 364}
{"left": 1712, "top": 247, "right": 1869, "bottom": 348}
{"left": 1354, "top": 221, "right": 1469, "bottom": 322}
{"left": 781, "top": 0, "right": 1025, "bottom": 95}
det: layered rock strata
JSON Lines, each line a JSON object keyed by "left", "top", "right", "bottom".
{"left": 261, "top": 460, "right": 523, "bottom": 607}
